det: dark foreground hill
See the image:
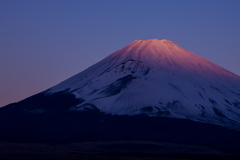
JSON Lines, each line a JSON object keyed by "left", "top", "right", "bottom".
{"left": 1, "top": 90, "right": 240, "bottom": 154}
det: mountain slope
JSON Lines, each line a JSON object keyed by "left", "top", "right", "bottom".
{"left": 44, "top": 39, "right": 240, "bottom": 129}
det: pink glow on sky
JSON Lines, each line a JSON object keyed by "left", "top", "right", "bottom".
{"left": 0, "top": 0, "right": 240, "bottom": 107}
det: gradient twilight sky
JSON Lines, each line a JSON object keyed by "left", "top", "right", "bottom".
{"left": 0, "top": 0, "right": 240, "bottom": 107}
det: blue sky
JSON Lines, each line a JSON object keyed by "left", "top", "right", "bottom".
{"left": 0, "top": 0, "right": 240, "bottom": 107}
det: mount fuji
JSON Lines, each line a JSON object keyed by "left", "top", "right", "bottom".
{"left": 1, "top": 39, "right": 240, "bottom": 151}
{"left": 33, "top": 39, "right": 240, "bottom": 128}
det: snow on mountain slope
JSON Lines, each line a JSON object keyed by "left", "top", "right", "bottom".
{"left": 48, "top": 39, "right": 240, "bottom": 129}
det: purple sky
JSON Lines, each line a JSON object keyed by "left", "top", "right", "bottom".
{"left": 1, "top": 0, "right": 240, "bottom": 107}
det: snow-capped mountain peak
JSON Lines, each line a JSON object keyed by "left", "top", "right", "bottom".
{"left": 44, "top": 39, "right": 240, "bottom": 129}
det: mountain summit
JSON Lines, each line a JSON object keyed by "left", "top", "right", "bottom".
{"left": 42, "top": 39, "right": 240, "bottom": 129}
